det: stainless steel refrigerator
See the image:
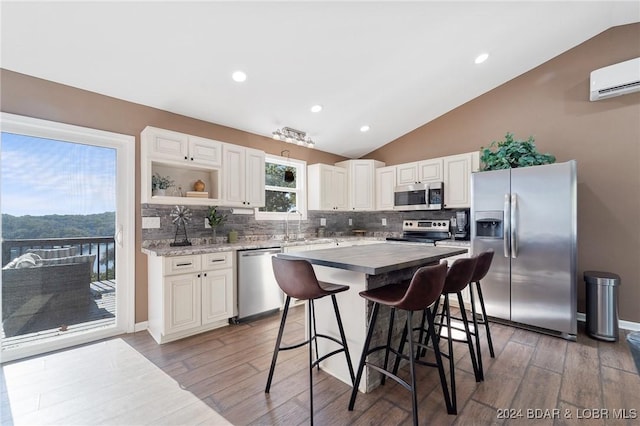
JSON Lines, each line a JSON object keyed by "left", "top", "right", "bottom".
{"left": 471, "top": 160, "right": 577, "bottom": 340}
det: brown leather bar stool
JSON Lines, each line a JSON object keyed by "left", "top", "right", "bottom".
{"left": 266, "top": 256, "right": 355, "bottom": 426}
{"left": 418, "top": 257, "right": 481, "bottom": 413}
{"left": 348, "top": 263, "right": 454, "bottom": 425}
{"left": 468, "top": 250, "right": 496, "bottom": 365}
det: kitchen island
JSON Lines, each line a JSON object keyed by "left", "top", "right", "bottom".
{"left": 278, "top": 242, "right": 467, "bottom": 392}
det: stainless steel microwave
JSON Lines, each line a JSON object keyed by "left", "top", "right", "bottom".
{"left": 393, "top": 182, "right": 444, "bottom": 210}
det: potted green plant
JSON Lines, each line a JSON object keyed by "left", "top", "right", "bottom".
{"left": 151, "top": 173, "right": 174, "bottom": 196}
{"left": 206, "top": 206, "right": 227, "bottom": 243}
{"left": 480, "top": 132, "right": 556, "bottom": 171}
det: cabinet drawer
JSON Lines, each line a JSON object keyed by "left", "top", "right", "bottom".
{"left": 164, "top": 255, "right": 202, "bottom": 275}
{"left": 202, "top": 251, "right": 233, "bottom": 270}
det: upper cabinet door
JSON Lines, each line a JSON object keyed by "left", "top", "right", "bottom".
{"left": 376, "top": 166, "right": 396, "bottom": 210}
{"left": 332, "top": 167, "right": 348, "bottom": 210}
{"left": 308, "top": 164, "right": 348, "bottom": 210}
{"left": 222, "top": 144, "right": 265, "bottom": 207}
{"left": 443, "top": 152, "right": 479, "bottom": 208}
{"left": 144, "top": 127, "right": 189, "bottom": 161}
{"left": 244, "top": 148, "right": 266, "bottom": 207}
{"left": 418, "top": 158, "right": 443, "bottom": 182}
{"left": 188, "top": 135, "right": 222, "bottom": 167}
{"left": 223, "top": 144, "right": 245, "bottom": 206}
{"left": 396, "top": 162, "right": 419, "bottom": 185}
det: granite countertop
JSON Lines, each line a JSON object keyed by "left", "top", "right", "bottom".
{"left": 435, "top": 239, "right": 471, "bottom": 247}
{"left": 277, "top": 243, "right": 468, "bottom": 275}
{"left": 141, "top": 236, "right": 384, "bottom": 257}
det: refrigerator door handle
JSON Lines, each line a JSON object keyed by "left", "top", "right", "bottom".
{"left": 504, "top": 193, "right": 510, "bottom": 258}
{"left": 511, "top": 193, "right": 518, "bottom": 258}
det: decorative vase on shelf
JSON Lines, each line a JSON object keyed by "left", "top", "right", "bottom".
{"left": 194, "top": 179, "right": 205, "bottom": 192}
{"left": 153, "top": 189, "right": 166, "bottom": 197}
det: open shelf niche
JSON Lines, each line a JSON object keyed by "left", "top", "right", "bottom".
{"left": 146, "top": 161, "right": 222, "bottom": 205}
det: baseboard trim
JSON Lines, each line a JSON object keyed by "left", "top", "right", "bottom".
{"left": 134, "top": 321, "right": 149, "bottom": 333}
{"left": 577, "top": 312, "right": 640, "bottom": 331}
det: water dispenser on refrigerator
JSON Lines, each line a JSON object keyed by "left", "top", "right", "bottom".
{"left": 474, "top": 211, "right": 504, "bottom": 239}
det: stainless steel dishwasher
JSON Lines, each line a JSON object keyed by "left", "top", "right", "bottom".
{"left": 236, "top": 247, "right": 284, "bottom": 322}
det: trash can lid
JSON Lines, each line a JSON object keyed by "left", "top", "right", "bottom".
{"left": 584, "top": 271, "right": 621, "bottom": 286}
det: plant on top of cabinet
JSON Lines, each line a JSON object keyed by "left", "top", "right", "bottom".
{"left": 480, "top": 132, "right": 556, "bottom": 171}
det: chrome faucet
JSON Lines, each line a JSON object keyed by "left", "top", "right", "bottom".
{"left": 285, "top": 208, "right": 303, "bottom": 241}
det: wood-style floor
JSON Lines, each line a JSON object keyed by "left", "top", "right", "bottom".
{"left": 3, "top": 304, "right": 640, "bottom": 425}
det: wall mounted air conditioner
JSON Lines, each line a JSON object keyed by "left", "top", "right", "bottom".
{"left": 590, "top": 57, "right": 640, "bottom": 101}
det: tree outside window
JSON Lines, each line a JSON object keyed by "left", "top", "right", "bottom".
{"left": 256, "top": 155, "right": 307, "bottom": 220}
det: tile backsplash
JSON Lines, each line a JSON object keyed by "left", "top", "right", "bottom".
{"left": 141, "top": 204, "right": 469, "bottom": 246}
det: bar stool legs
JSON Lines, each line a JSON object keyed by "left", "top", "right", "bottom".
{"left": 349, "top": 302, "right": 455, "bottom": 425}
{"left": 470, "top": 280, "right": 495, "bottom": 357}
{"left": 266, "top": 294, "right": 355, "bottom": 426}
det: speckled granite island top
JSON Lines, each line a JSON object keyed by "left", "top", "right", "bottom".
{"left": 278, "top": 243, "right": 467, "bottom": 275}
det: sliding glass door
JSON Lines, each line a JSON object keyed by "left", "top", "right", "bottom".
{"left": 0, "top": 113, "right": 135, "bottom": 362}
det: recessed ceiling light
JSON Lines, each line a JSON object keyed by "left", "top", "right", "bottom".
{"left": 310, "top": 104, "right": 323, "bottom": 113}
{"left": 360, "top": 125, "right": 370, "bottom": 132}
{"left": 232, "top": 70, "right": 247, "bottom": 82}
{"left": 475, "top": 53, "right": 489, "bottom": 64}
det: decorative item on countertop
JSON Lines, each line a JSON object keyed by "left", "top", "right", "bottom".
{"left": 228, "top": 230, "right": 238, "bottom": 243}
{"left": 206, "top": 206, "right": 227, "bottom": 244}
{"left": 317, "top": 227, "right": 326, "bottom": 238}
{"left": 170, "top": 205, "right": 192, "bottom": 246}
{"left": 151, "top": 173, "right": 174, "bottom": 196}
{"left": 480, "top": 132, "right": 556, "bottom": 171}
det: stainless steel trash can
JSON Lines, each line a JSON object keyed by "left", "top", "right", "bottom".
{"left": 584, "top": 271, "right": 621, "bottom": 342}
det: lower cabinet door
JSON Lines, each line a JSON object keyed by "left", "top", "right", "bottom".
{"left": 165, "top": 273, "right": 202, "bottom": 334}
{"left": 202, "top": 268, "right": 233, "bottom": 325}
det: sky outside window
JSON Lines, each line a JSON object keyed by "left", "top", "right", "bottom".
{"left": 1, "top": 132, "right": 116, "bottom": 217}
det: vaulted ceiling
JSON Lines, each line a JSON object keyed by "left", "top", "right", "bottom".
{"left": 2, "top": 1, "right": 638, "bottom": 157}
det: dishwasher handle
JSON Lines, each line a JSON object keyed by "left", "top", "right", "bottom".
{"left": 239, "top": 248, "right": 282, "bottom": 257}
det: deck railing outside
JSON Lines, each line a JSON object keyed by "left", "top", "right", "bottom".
{"left": 2, "top": 237, "right": 116, "bottom": 281}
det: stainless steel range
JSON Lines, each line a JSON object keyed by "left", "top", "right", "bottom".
{"left": 386, "top": 219, "right": 451, "bottom": 245}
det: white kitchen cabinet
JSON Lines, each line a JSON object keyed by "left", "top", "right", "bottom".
{"left": 375, "top": 166, "right": 396, "bottom": 210}
{"left": 307, "top": 163, "right": 348, "bottom": 210}
{"left": 147, "top": 251, "right": 234, "bottom": 344}
{"left": 443, "top": 151, "right": 479, "bottom": 208}
{"left": 143, "top": 126, "right": 222, "bottom": 167}
{"left": 396, "top": 158, "right": 443, "bottom": 185}
{"left": 141, "top": 126, "right": 223, "bottom": 205}
{"left": 335, "top": 159, "right": 385, "bottom": 211}
{"left": 223, "top": 144, "right": 266, "bottom": 208}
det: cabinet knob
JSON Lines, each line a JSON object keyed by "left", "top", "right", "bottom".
{"left": 184, "top": 156, "right": 188, "bottom": 160}
{"left": 197, "top": 273, "right": 201, "bottom": 278}
{"left": 203, "top": 273, "right": 207, "bottom": 277}
{"left": 190, "top": 157, "right": 194, "bottom": 161}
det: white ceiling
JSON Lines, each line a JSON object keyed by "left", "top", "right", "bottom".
{"left": 1, "top": 1, "right": 638, "bottom": 158}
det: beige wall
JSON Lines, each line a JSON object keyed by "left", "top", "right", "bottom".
{"left": 0, "top": 70, "right": 346, "bottom": 322}
{"left": 366, "top": 23, "right": 640, "bottom": 323}
{"left": 1, "top": 23, "right": 638, "bottom": 326}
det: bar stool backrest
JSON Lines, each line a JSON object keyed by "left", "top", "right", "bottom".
{"left": 470, "top": 250, "right": 495, "bottom": 282}
{"left": 272, "top": 257, "right": 324, "bottom": 300}
{"left": 443, "top": 257, "right": 479, "bottom": 294}
{"left": 395, "top": 262, "right": 448, "bottom": 311}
